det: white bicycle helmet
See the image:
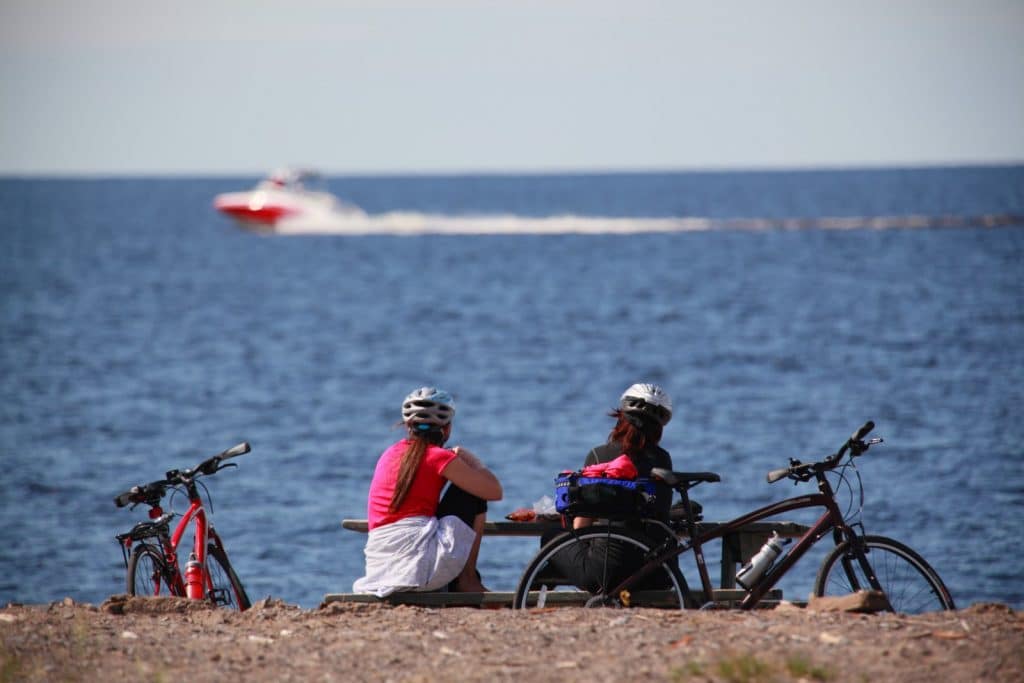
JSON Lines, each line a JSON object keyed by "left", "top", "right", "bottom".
{"left": 401, "top": 387, "right": 456, "bottom": 428}
{"left": 620, "top": 383, "right": 672, "bottom": 425}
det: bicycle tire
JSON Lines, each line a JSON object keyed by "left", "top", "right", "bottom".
{"left": 207, "top": 543, "right": 251, "bottom": 611}
{"left": 814, "top": 534, "right": 955, "bottom": 613}
{"left": 127, "top": 543, "right": 181, "bottom": 598}
{"left": 512, "top": 526, "right": 690, "bottom": 609}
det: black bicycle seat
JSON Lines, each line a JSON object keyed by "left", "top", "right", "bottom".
{"left": 651, "top": 468, "right": 721, "bottom": 488}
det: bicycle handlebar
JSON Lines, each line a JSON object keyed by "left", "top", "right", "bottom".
{"left": 851, "top": 421, "right": 875, "bottom": 442}
{"left": 836, "top": 421, "right": 874, "bottom": 459}
{"left": 194, "top": 441, "right": 250, "bottom": 475}
{"left": 766, "top": 422, "right": 880, "bottom": 484}
{"left": 113, "top": 442, "right": 251, "bottom": 508}
{"left": 114, "top": 480, "right": 168, "bottom": 508}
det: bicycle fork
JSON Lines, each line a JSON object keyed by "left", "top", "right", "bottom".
{"left": 832, "top": 527, "right": 894, "bottom": 610}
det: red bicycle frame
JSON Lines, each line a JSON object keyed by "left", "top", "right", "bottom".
{"left": 170, "top": 495, "right": 209, "bottom": 599}
{"left": 122, "top": 492, "right": 218, "bottom": 599}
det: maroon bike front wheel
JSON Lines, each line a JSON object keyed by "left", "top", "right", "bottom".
{"left": 814, "top": 534, "right": 955, "bottom": 614}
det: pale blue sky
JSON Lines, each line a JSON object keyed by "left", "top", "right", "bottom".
{"left": 1, "top": 0, "right": 1022, "bottom": 175}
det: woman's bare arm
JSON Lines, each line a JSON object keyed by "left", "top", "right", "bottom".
{"left": 442, "top": 450, "right": 503, "bottom": 501}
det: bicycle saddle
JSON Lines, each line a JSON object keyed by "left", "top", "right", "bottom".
{"left": 651, "top": 468, "right": 721, "bottom": 488}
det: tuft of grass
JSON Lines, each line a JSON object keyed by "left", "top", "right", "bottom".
{"left": 1, "top": 648, "right": 24, "bottom": 683}
{"left": 669, "top": 660, "right": 705, "bottom": 681}
{"left": 716, "top": 653, "right": 771, "bottom": 683}
{"left": 670, "top": 650, "right": 833, "bottom": 683}
{"left": 786, "top": 654, "right": 833, "bottom": 681}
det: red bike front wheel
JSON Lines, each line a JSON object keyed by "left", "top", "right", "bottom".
{"left": 206, "top": 543, "right": 251, "bottom": 611}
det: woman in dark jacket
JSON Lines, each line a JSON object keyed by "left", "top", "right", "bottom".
{"left": 550, "top": 383, "right": 676, "bottom": 592}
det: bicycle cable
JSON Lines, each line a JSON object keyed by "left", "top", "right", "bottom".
{"left": 167, "top": 485, "right": 187, "bottom": 516}
{"left": 828, "top": 455, "right": 864, "bottom": 527}
{"left": 199, "top": 478, "right": 214, "bottom": 515}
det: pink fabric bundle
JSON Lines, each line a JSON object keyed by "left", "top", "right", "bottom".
{"left": 580, "top": 454, "right": 637, "bottom": 480}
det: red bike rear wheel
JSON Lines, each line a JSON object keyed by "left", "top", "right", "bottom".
{"left": 126, "top": 544, "right": 181, "bottom": 598}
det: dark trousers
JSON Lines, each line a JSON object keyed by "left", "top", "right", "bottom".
{"left": 436, "top": 484, "right": 487, "bottom": 529}
{"left": 541, "top": 525, "right": 676, "bottom": 593}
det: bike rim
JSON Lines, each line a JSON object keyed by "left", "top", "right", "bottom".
{"left": 205, "top": 552, "right": 239, "bottom": 608}
{"left": 516, "top": 529, "right": 686, "bottom": 609}
{"left": 820, "top": 539, "right": 952, "bottom": 613}
{"left": 131, "top": 549, "right": 167, "bottom": 597}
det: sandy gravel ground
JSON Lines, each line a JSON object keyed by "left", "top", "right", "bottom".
{"left": 1, "top": 597, "right": 1021, "bottom": 682}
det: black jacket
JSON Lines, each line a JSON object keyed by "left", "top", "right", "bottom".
{"left": 584, "top": 441, "right": 674, "bottom": 522}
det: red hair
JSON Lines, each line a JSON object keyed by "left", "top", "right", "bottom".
{"left": 608, "top": 409, "right": 662, "bottom": 455}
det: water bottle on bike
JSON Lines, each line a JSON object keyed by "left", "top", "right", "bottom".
{"left": 735, "top": 531, "right": 789, "bottom": 589}
{"left": 184, "top": 554, "right": 204, "bottom": 599}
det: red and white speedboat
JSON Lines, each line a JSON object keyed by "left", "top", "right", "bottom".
{"left": 213, "top": 168, "right": 364, "bottom": 229}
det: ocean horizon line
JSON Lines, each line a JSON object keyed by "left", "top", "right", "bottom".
{"left": 2, "top": 161, "right": 1023, "bottom": 181}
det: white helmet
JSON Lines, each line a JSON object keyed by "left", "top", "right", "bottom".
{"left": 619, "top": 383, "right": 672, "bottom": 425}
{"left": 401, "top": 387, "right": 456, "bottom": 428}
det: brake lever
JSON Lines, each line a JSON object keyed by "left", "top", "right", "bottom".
{"left": 849, "top": 436, "right": 884, "bottom": 456}
{"left": 785, "top": 458, "right": 805, "bottom": 485}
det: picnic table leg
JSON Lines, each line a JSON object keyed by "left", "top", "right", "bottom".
{"left": 720, "top": 533, "right": 740, "bottom": 588}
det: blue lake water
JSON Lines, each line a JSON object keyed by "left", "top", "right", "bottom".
{"left": 1, "top": 167, "right": 1022, "bottom": 609}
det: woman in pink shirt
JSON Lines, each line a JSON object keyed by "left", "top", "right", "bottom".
{"left": 353, "top": 387, "right": 502, "bottom": 596}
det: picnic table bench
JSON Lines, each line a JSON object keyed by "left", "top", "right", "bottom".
{"left": 324, "top": 518, "right": 810, "bottom": 608}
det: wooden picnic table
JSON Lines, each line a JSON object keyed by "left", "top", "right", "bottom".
{"left": 339, "top": 517, "right": 810, "bottom": 594}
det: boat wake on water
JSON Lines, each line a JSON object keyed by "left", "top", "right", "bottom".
{"left": 214, "top": 168, "right": 1022, "bottom": 236}
{"left": 270, "top": 211, "right": 1022, "bottom": 236}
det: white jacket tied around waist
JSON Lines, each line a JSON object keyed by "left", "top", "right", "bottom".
{"left": 353, "top": 515, "right": 476, "bottom": 597}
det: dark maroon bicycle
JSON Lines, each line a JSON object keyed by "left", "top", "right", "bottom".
{"left": 514, "top": 422, "right": 955, "bottom": 613}
{"left": 114, "top": 442, "right": 252, "bottom": 610}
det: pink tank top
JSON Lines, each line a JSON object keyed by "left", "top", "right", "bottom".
{"left": 366, "top": 439, "right": 458, "bottom": 530}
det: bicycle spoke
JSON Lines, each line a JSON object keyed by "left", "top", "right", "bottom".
{"left": 513, "top": 527, "right": 688, "bottom": 609}
{"left": 815, "top": 536, "right": 954, "bottom": 613}
{"left": 206, "top": 543, "right": 251, "bottom": 610}
{"left": 127, "top": 544, "right": 176, "bottom": 598}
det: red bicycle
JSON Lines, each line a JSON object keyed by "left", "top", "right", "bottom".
{"left": 114, "top": 442, "right": 252, "bottom": 610}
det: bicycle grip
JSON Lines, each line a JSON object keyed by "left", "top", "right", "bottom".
{"left": 851, "top": 421, "right": 875, "bottom": 442}
{"left": 766, "top": 468, "right": 790, "bottom": 483}
{"left": 114, "top": 486, "right": 140, "bottom": 508}
{"left": 222, "top": 442, "right": 251, "bottom": 459}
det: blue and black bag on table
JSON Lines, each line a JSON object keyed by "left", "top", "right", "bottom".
{"left": 554, "top": 471, "right": 656, "bottom": 519}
